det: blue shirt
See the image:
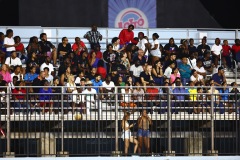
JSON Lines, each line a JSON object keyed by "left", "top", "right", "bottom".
{"left": 24, "top": 73, "right": 38, "bottom": 82}
{"left": 179, "top": 63, "right": 191, "bottom": 78}
{"left": 0, "top": 41, "right": 6, "bottom": 52}
{"left": 173, "top": 87, "right": 189, "bottom": 100}
{"left": 212, "top": 73, "right": 224, "bottom": 86}
{"left": 219, "top": 88, "right": 229, "bottom": 100}
{"left": 91, "top": 79, "right": 102, "bottom": 93}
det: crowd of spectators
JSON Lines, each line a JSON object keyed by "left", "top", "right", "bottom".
{"left": 0, "top": 24, "right": 240, "bottom": 114}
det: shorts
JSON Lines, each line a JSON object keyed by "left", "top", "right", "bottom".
{"left": 137, "top": 129, "right": 150, "bottom": 137}
{"left": 121, "top": 130, "right": 131, "bottom": 140}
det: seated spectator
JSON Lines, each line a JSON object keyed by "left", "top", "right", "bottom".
{"left": 132, "top": 49, "right": 146, "bottom": 66}
{"left": 60, "top": 66, "right": 72, "bottom": 86}
{"left": 14, "top": 36, "right": 27, "bottom": 64}
{"left": 163, "top": 53, "right": 177, "bottom": 71}
{"left": 103, "top": 44, "right": 119, "bottom": 73}
{"left": 120, "top": 52, "right": 130, "bottom": 71}
{"left": 163, "top": 38, "right": 179, "bottom": 61}
{"left": 57, "top": 37, "right": 72, "bottom": 63}
{"left": 96, "top": 60, "right": 107, "bottom": 80}
{"left": 187, "top": 52, "right": 197, "bottom": 69}
{"left": 67, "top": 52, "right": 79, "bottom": 75}
{"left": 26, "top": 51, "right": 40, "bottom": 74}
{"left": 0, "top": 64, "right": 12, "bottom": 83}
{"left": 8, "top": 76, "right": 18, "bottom": 92}
{"left": 0, "top": 74, "right": 8, "bottom": 91}
{"left": 75, "top": 71, "right": 85, "bottom": 86}
{"left": 0, "top": 32, "right": 6, "bottom": 64}
{"left": 51, "top": 77, "right": 61, "bottom": 112}
{"left": 91, "top": 74, "right": 103, "bottom": 93}
{"left": 219, "top": 82, "right": 232, "bottom": 113}
{"left": 211, "top": 38, "right": 222, "bottom": 69}
{"left": 188, "top": 38, "right": 198, "bottom": 56}
{"left": 172, "top": 80, "right": 189, "bottom": 113}
{"left": 88, "top": 51, "right": 99, "bottom": 68}
{"left": 38, "top": 33, "right": 57, "bottom": 67}
{"left": 140, "top": 65, "right": 154, "bottom": 89}
{"left": 26, "top": 36, "right": 41, "bottom": 56}
{"left": 170, "top": 67, "right": 180, "bottom": 85}
{"left": 66, "top": 75, "right": 77, "bottom": 112}
{"left": 179, "top": 56, "right": 192, "bottom": 86}
{"left": 40, "top": 56, "right": 54, "bottom": 76}
{"left": 222, "top": 40, "right": 232, "bottom": 70}
{"left": 188, "top": 81, "right": 198, "bottom": 113}
{"left": 44, "top": 67, "right": 53, "bottom": 85}
{"left": 102, "top": 75, "right": 115, "bottom": 100}
{"left": 12, "top": 81, "right": 30, "bottom": 113}
{"left": 130, "top": 60, "right": 143, "bottom": 83}
{"left": 197, "top": 38, "right": 210, "bottom": 59}
{"left": 196, "top": 87, "right": 209, "bottom": 113}
{"left": 190, "top": 69, "right": 205, "bottom": 85}
{"left": 57, "top": 58, "right": 71, "bottom": 77}
{"left": 112, "top": 37, "right": 125, "bottom": 53}
{"left": 152, "top": 60, "right": 163, "bottom": 86}
{"left": 78, "top": 51, "right": 89, "bottom": 74}
{"left": 178, "top": 39, "right": 190, "bottom": 59}
{"left": 24, "top": 66, "right": 38, "bottom": 83}
{"left": 164, "top": 61, "right": 176, "bottom": 79}
{"left": 11, "top": 65, "right": 23, "bottom": 82}
{"left": 93, "top": 44, "right": 103, "bottom": 59}
{"left": 229, "top": 82, "right": 240, "bottom": 113}
{"left": 116, "top": 76, "right": 125, "bottom": 87}
{"left": 86, "top": 67, "right": 97, "bottom": 81}
{"left": 207, "top": 83, "right": 224, "bottom": 114}
{"left": 110, "top": 67, "right": 119, "bottom": 85}
{"left": 125, "top": 43, "right": 138, "bottom": 63}
{"left": 212, "top": 67, "right": 226, "bottom": 89}
{"left": 146, "top": 80, "right": 159, "bottom": 113}
{"left": 120, "top": 83, "right": 135, "bottom": 108}
{"left": 72, "top": 37, "right": 88, "bottom": 57}
{"left": 31, "top": 71, "right": 46, "bottom": 94}
{"left": 39, "top": 80, "right": 53, "bottom": 114}
{"left": 194, "top": 59, "right": 206, "bottom": 78}
{"left": 5, "top": 51, "right": 22, "bottom": 72}
{"left": 126, "top": 76, "right": 134, "bottom": 89}
{"left": 133, "top": 81, "right": 146, "bottom": 111}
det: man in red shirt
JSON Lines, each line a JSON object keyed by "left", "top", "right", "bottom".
{"left": 119, "top": 24, "right": 138, "bottom": 48}
{"left": 72, "top": 37, "right": 88, "bottom": 56}
{"left": 232, "top": 39, "right": 240, "bottom": 59}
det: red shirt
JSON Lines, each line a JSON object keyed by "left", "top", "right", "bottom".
{"left": 12, "top": 88, "right": 26, "bottom": 99}
{"left": 119, "top": 29, "right": 138, "bottom": 45}
{"left": 231, "top": 44, "right": 240, "bottom": 55}
{"left": 72, "top": 41, "right": 86, "bottom": 55}
{"left": 222, "top": 45, "right": 231, "bottom": 56}
{"left": 97, "top": 66, "right": 107, "bottom": 79}
{"left": 146, "top": 88, "right": 159, "bottom": 100}
{"left": 15, "top": 43, "right": 24, "bottom": 52}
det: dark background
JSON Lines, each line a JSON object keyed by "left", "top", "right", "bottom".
{"left": 0, "top": 0, "right": 239, "bottom": 28}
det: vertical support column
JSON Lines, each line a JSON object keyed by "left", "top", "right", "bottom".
{"left": 3, "top": 86, "right": 15, "bottom": 157}
{"left": 39, "top": 133, "right": 56, "bottom": 157}
{"left": 163, "top": 88, "right": 175, "bottom": 156}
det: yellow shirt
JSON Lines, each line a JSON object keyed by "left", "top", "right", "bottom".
{"left": 188, "top": 88, "right": 197, "bottom": 101}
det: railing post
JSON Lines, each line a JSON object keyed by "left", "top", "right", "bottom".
{"left": 163, "top": 87, "right": 175, "bottom": 156}
{"left": 4, "top": 86, "right": 14, "bottom": 157}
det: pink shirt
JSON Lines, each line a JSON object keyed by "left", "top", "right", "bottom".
{"left": 170, "top": 74, "right": 180, "bottom": 84}
{"left": 0, "top": 71, "right": 12, "bottom": 83}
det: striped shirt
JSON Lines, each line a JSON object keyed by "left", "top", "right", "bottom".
{"left": 84, "top": 31, "right": 102, "bottom": 44}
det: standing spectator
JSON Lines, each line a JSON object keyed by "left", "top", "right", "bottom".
{"left": 136, "top": 32, "right": 149, "bottom": 56}
{"left": 231, "top": 39, "right": 240, "bottom": 67}
{"left": 222, "top": 40, "right": 232, "bottom": 70}
{"left": 38, "top": 33, "right": 57, "bottom": 67}
{"left": 4, "top": 29, "right": 16, "bottom": 58}
{"left": 119, "top": 24, "right": 138, "bottom": 48}
{"left": 211, "top": 38, "right": 223, "bottom": 69}
{"left": 197, "top": 38, "right": 211, "bottom": 59}
{"left": 150, "top": 33, "right": 161, "bottom": 65}
{"left": 137, "top": 109, "right": 152, "bottom": 154}
{"left": 0, "top": 64, "right": 12, "bottom": 83}
{"left": 179, "top": 56, "right": 192, "bottom": 86}
{"left": 57, "top": 37, "right": 72, "bottom": 62}
{"left": 121, "top": 112, "right": 138, "bottom": 155}
{"left": 72, "top": 37, "right": 88, "bottom": 56}
{"left": 84, "top": 24, "right": 102, "bottom": 50}
{"left": 0, "top": 32, "right": 6, "bottom": 64}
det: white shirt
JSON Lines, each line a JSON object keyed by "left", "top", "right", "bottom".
{"left": 5, "top": 57, "right": 22, "bottom": 66}
{"left": 45, "top": 75, "right": 53, "bottom": 84}
{"left": 211, "top": 44, "right": 222, "bottom": 56}
{"left": 82, "top": 88, "right": 97, "bottom": 102}
{"left": 4, "top": 37, "right": 15, "bottom": 52}
{"left": 150, "top": 39, "right": 161, "bottom": 57}
{"left": 121, "top": 89, "right": 132, "bottom": 103}
{"left": 102, "top": 81, "right": 115, "bottom": 91}
{"left": 40, "top": 63, "right": 54, "bottom": 74}
{"left": 164, "top": 67, "right": 173, "bottom": 78}
{"left": 130, "top": 65, "right": 143, "bottom": 77}
{"left": 190, "top": 74, "right": 203, "bottom": 82}
{"left": 113, "top": 44, "right": 120, "bottom": 52}
{"left": 11, "top": 73, "right": 24, "bottom": 81}
{"left": 187, "top": 58, "right": 196, "bottom": 68}
{"left": 194, "top": 66, "right": 206, "bottom": 74}
{"left": 137, "top": 38, "right": 149, "bottom": 56}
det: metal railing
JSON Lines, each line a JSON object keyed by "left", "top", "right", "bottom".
{"left": 0, "top": 86, "right": 240, "bottom": 157}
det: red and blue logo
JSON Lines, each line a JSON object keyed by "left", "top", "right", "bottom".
{"left": 115, "top": 8, "right": 149, "bottom": 28}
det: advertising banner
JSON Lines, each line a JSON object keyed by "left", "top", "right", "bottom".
{"left": 108, "top": 0, "right": 156, "bottom": 28}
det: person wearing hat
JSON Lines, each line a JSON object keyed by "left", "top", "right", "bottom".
{"left": 212, "top": 66, "right": 226, "bottom": 89}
